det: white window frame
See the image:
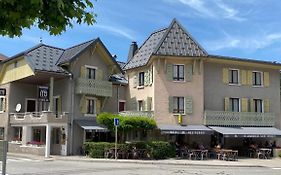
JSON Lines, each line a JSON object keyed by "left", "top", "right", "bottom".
{"left": 118, "top": 100, "right": 126, "bottom": 112}
{"left": 25, "top": 98, "right": 37, "bottom": 113}
{"left": 85, "top": 97, "right": 96, "bottom": 117}
{"left": 0, "top": 96, "right": 5, "bottom": 113}
{"left": 253, "top": 99, "right": 264, "bottom": 113}
{"left": 228, "top": 68, "right": 240, "bottom": 86}
{"left": 173, "top": 64, "right": 185, "bottom": 82}
{"left": 85, "top": 65, "right": 97, "bottom": 80}
{"left": 229, "top": 97, "right": 241, "bottom": 112}
{"left": 252, "top": 71, "right": 263, "bottom": 87}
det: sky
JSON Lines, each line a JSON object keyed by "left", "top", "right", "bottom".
{"left": 1, "top": 0, "right": 281, "bottom": 63}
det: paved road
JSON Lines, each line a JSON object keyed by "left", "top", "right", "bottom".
{"left": 2, "top": 157, "right": 281, "bottom": 175}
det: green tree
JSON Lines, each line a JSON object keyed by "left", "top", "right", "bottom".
{"left": 0, "top": 0, "right": 96, "bottom": 37}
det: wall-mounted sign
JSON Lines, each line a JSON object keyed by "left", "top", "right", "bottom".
{"left": 38, "top": 86, "right": 49, "bottom": 102}
{"left": 0, "top": 88, "right": 6, "bottom": 96}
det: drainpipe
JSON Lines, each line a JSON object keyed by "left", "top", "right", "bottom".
{"left": 117, "top": 85, "right": 119, "bottom": 113}
{"left": 69, "top": 73, "right": 74, "bottom": 155}
{"left": 49, "top": 77, "right": 54, "bottom": 112}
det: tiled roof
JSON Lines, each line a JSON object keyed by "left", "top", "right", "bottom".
{"left": 58, "top": 39, "right": 96, "bottom": 64}
{"left": 124, "top": 19, "right": 208, "bottom": 70}
{"left": 25, "top": 45, "right": 66, "bottom": 73}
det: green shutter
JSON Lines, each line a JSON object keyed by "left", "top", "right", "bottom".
{"left": 146, "top": 97, "right": 152, "bottom": 111}
{"left": 1, "top": 97, "right": 6, "bottom": 112}
{"left": 169, "top": 96, "right": 173, "bottom": 113}
{"left": 241, "top": 98, "right": 248, "bottom": 112}
{"left": 264, "top": 72, "right": 270, "bottom": 87}
{"left": 223, "top": 68, "right": 229, "bottom": 84}
{"left": 80, "top": 95, "right": 87, "bottom": 114}
{"left": 58, "top": 96, "right": 62, "bottom": 115}
{"left": 96, "top": 99, "right": 101, "bottom": 114}
{"left": 144, "top": 70, "right": 149, "bottom": 86}
{"left": 96, "top": 69, "right": 103, "bottom": 80}
{"left": 166, "top": 64, "right": 173, "bottom": 81}
{"left": 185, "top": 96, "right": 193, "bottom": 114}
{"left": 129, "top": 97, "right": 137, "bottom": 110}
{"left": 185, "top": 64, "right": 193, "bottom": 82}
{"left": 80, "top": 66, "right": 87, "bottom": 78}
{"left": 133, "top": 75, "right": 137, "bottom": 88}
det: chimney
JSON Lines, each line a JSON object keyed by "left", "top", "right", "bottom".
{"left": 127, "top": 41, "right": 138, "bottom": 62}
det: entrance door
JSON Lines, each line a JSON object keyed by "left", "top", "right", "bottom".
{"left": 119, "top": 101, "right": 125, "bottom": 112}
{"left": 26, "top": 99, "right": 36, "bottom": 112}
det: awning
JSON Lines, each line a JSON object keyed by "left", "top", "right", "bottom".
{"left": 75, "top": 119, "right": 108, "bottom": 132}
{"left": 210, "top": 126, "right": 281, "bottom": 138}
{"left": 158, "top": 124, "right": 213, "bottom": 135}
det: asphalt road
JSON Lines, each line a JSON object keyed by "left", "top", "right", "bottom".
{"left": 2, "top": 157, "right": 281, "bottom": 175}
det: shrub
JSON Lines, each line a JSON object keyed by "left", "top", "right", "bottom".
{"left": 278, "top": 150, "right": 281, "bottom": 158}
{"left": 148, "top": 141, "right": 176, "bottom": 159}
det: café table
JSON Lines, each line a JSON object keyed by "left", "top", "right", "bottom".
{"left": 188, "top": 149, "right": 208, "bottom": 160}
{"left": 217, "top": 149, "right": 238, "bottom": 161}
{"left": 257, "top": 148, "right": 271, "bottom": 159}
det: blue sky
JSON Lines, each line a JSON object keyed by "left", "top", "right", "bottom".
{"left": 1, "top": 0, "right": 281, "bottom": 63}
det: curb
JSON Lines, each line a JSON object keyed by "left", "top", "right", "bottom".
{"left": 7, "top": 153, "right": 276, "bottom": 168}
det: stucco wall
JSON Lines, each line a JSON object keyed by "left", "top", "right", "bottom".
{"left": 153, "top": 58, "right": 204, "bottom": 125}
{"left": 204, "top": 62, "right": 281, "bottom": 127}
{"left": 103, "top": 85, "right": 127, "bottom": 113}
{"left": 0, "top": 83, "right": 10, "bottom": 140}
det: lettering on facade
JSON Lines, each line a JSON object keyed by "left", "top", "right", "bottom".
{"left": 38, "top": 86, "right": 49, "bottom": 102}
{"left": 0, "top": 88, "right": 6, "bottom": 96}
{"left": 162, "top": 130, "right": 206, "bottom": 135}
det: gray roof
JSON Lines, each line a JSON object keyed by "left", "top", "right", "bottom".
{"left": 117, "top": 61, "right": 126, "bottom": 69}
{"left": 25, "top": 45, "right": 66, "bottom": 73}
{"left": 124, "top": 19, "right": 208, "bottom": 70}
{"left": 0, "top": 53, "right": 7, "bottom": 60}
{"left": 58, "top": 39, "right": 95, "bottom": 65}
{"left": 109, "top": 73, "right": 128, "bottom": 85}
{"left": 210, "top": 126, "right": 281, "bottom": 137}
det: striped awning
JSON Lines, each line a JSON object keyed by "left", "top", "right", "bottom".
{"left": 75, "top": 119, "right": 108, "bottom": 132}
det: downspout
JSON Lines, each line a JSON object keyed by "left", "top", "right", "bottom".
{"left": 69, "top": 73, "right": 74, "bottom": 155}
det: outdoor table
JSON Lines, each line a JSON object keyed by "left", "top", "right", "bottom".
{"left": 217, "top": 149, "right": 238, "bottom": 161}
{"left": 188, "top": 149, "right": 208, "bottom": 160}
{"left": 257, "top": 148, "right": 271, "bottom": 159}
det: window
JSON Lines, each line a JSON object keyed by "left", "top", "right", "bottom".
{"left": 252, "top": 71, "right": 262, "bottom": 86}
{"left": 86, "top": 67, "right": 96, "bottom": 79}
{"left": 13, "top": 127, "right": 22, "bottom": 141}
{"left": 254, "top": 99, "right": 263, "bottom": 113}
{"left": 229, "top": 69, "right": 239, "bottom": 84}
{"left": 0, "top": 96, "right": 5, "bottom": 112}
{"left": 87, "top": 99, "right": 95, "bottom": 114}
{"left": 173, "top": 65, "right": 184, "bottom": 81}
{"left": 173, "top": 97, "right": 184, "bottom": 114}
{"left": 52, "top": 128, "right": 61, "bottom": 144}
{"left": 229, "top": 98, "right": 240, "bottom": 112}
{"left": 138, "top": 100, "right": 143, "bottom": 111}
{"left": 32, "top": 127, "right": 45, "bottom": 143}
{"left": 0, "top": 127, "right": 4, "bottom": 140}
{"left": 119, "top": 101, "right": 125, "bottom": 112}
{"left": 38, "top": 101, "right": 49, "bottom": 112}
{"left": 14, "top": 61, "right": 18, "bottom": 68}
{"left": 138, "top": 72, "right": 144, "bottom": 86}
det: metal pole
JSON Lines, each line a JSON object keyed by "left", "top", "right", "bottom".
{"left": 2, "top": 141, "right": 7, "bottom": 175}
{"left": 115, "top": 125, "right": 117, "bottom": 160}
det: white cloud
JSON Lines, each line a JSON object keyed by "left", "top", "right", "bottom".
{"left": 205, "top": 32, "right": 281, "bottom": 51}
{"left": 94, "top": 24, "right": 135, "bottom": 41}
{"left": 166, "top": 0, "right": 246, "bottom": 21}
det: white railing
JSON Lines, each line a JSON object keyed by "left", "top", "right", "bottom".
{"left": 204, "top": 110, "right": 275, "bottom": 127}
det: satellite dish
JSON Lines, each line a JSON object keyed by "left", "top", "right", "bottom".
{"left": 15, "top": 104, "right": 21, "bottom": 113}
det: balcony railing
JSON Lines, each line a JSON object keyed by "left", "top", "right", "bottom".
{"left": 204, "top": 110, "right": 275, "bottom": 127}
{"left": 75, "top": 78, "right": 112, "bottom": 97}
{"left": 119, "top": 111, "right": 154, "bottom": 118}
{"left": 9, "top": 111, "right": 69, "bottom": 125}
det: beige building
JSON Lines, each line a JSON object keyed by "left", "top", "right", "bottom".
{"left": 123, "top": 19, "right": 281, "bottom": 148}
{"left": 0, "top": 38, "right": 126, "bottom": 156}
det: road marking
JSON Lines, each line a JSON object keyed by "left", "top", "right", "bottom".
{"left": 272, "top": 167, "right": 281, "bottom": 170}
{"left": 7, "top": 158, "right": 41, "bottom": 162}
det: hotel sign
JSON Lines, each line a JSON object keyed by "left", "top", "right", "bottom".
{"left": 0, "top": 88, "right": 6, "bottom": 96}
{"left": 38, "top": 86, "right": 49, "bottom": 102}
{"left": 161, "top": 130, "right": 208, "bottom": 135}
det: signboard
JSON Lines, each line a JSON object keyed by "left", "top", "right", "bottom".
{"left": 0, "top": 89, "right": 6, "bottom": 96}
{"left": 38, "top": 86, "right": 49, "bottom": 102}
{"left": 114, "top": 118, "right": 119, "bottom": 126}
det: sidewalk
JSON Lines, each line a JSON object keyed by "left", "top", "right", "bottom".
{"left": 7, "top": 152, "right": 281, "bottom": 168}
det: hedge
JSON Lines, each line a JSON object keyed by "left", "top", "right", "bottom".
{"left": 84, "top": 141, "right": 176, "bottom": 159}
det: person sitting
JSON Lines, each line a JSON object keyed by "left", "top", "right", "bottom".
{"left": 198, "top": 144, "right": 205, "bottom": 150}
